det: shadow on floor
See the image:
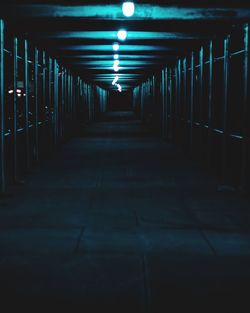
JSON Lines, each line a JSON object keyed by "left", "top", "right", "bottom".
{"left": 0, "top": 111, "right": 250, "bottom": 312}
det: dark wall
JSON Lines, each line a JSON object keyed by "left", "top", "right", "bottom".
{"left": 134, "top": 23, "right": 250, "bottom": 192}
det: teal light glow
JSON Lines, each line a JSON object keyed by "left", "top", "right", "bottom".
{"left": 122, "top": 2, "right": 135, "bottom": 17}
{"left": 117, "top": 29, "right": 127, "bottom": 41}
{"left": 113, "top": 43, "right": 120, "bottom": 51}
{"left": 59, "top": 45, "right": 174, "bottom": 51}
{"left": 44, "top": 31, "right": 207, "bottom": 40}
{"left": 114, "top": 54, "right": 119, "bottom": 60}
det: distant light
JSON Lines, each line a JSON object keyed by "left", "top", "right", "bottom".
{"left": 17, "top": 94, "right": 22, "bottom": 97}
{"left": 122, "top": 2, "right": 135, "bottom": 17}
{"left": 117, "top": 84, "right": 122, "bottom": 92}
{"left": 117, "top": 29, "right": 127, "bottom": 41}
{"left": 113, "top": 65, "right": 119, "bottom": 72}
{"left": 114, "top": 60, "right": 119, "bottom": 67}
{"left": 113, "top": 43, "right": 120, "bottom": 51}
{"left": 16, "top": 89, "right": 22, "bottom": 94}
{"left": 8, "top": 90, "right": 14, "bottom": 94}
{"left": 114, "top": 54, "right": 119, "bottom": 60}
{"left": 112, "top": 76, "right": 119, "bottom": 85}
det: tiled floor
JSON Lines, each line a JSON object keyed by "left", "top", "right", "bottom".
{"left": 0, "top": 113, "right": 250, "bottom": 312}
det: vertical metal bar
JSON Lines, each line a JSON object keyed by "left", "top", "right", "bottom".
{"left": 161, "top": 69, "right": 166, "bottom": 138}
{"left": 42, "top": 51, "right": 46, "bottom": 123}
{"left": 68, "top": 71, "right": 71, "bottom": 120}
{"left": 177, "top": 60, "right": 182, "bottom": 143}
{"left": 13, "top": 37, "right": 18, "bottom": 181}
{"left": 199, "top": 46, "right": 204, "bottom": 125}
{"left": 140, "top": 84, "right": 144, "bottom": 121}
{"left": 190, "top": 52, "right": 195, "bottom": 152}
{"left": 48, "top": 57, "right": 52, "bottom": 120}
{"left": 165, "top": 68, "right": 168, "bottom": 140}
{"left": 169, "top": 69, "right": 173, "bottom": 141}
{"left": 24, "top": 39, "right": 30, "bottom": 169}
{"left": 208, "top": 40, "right": 214, "bottom": 167}
{"left": 221, "top": 36, "right": 230, "bottom": 184}
{"left": 53, "top": 59, "right": 58, "bottom": 145}
{"left": 61, "top": 67, "right": 65, "bottom": 138}
{"left": 240, "top": 24, "right": 249, "bottom": 192}
{"left": 183, "top": 58, "right": 187, "bottom": 146}
{"left": 34, "top": 47, "right": 39, "bottom": 161}
{"left": 174, "top": 66, "right": 178, "bottom": 142}
{"left": 199, "top": 46, "right": 204, "bottom": 156}
{"left": 0, "top": 20, "right": 5, "bottom": 193}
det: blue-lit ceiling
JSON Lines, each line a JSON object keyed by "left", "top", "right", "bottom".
{"left": 2, "top": 1, "right": 249, "bottom": 91}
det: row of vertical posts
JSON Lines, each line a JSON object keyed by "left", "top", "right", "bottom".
{"left": 134, "top": 23, "right": 249, "bottom": 192}
{"left": 0, "top": 19, "right": 108, "bottom": 193}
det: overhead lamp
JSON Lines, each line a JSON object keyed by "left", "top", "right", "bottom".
{"left": 117, "top": 84, "right": 122, "bottom": 92}
{"left": 112, "top": 76, "right": 119, "bottom": 85}
{"left": 113, "top": 43, "right": 120, "bottom": 51}
{"left": 117, "top": 29, "right": 127, "bottom": 41}
{"left": 114, "top": 54, "right": 119, "bottom": 60}
{"left": 113, "top": 60, "right": 120, "bottom": 67}
{"left": 122, "top": 2, "right": 135, "bottom": 17}
{"left": 113, "top": 65, "right": 119, "bottom": 72}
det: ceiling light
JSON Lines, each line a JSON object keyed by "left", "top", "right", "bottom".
{"left": 122, "top": 2, "right": 135, "bottom": 17}
{"left": 113, "top": 66, "right": 119, "bottom": 72}
{"left": 112, "top": 76, "right": 119, "bottom": 85}
{"left": 113, "top": 43, "right": 120, "bottom": 51}
{"left": 113, "top": 60, "right": 119, "bottom": 67}
{"left": 117, "top": 84, "right": 122, "bottom": 92}
{"left": 117, "top": 29, "right": 127, "bottom": 41}
{"left": 114, "top": 54, "right": 119, "bottom": 60}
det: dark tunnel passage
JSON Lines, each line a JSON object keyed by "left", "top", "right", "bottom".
{"left": 0, "top": 1, "right": 250, "bottom": 312}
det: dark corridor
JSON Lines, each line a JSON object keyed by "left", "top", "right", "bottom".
{"left": 1, "top": 1, "right": 250, "bottom": 312}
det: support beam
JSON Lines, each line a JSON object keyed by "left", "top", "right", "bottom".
{"left": 183, "top": 58, "right": 187, "bottom": 146}
{"left": 13, "top": 37, "right": 18, "bottom": 181}
{"left": 0, "top": 20, "right": 5, "bottom": 193}
{"left": 161, "top": 68, "right": 166, "bottom": 138}
{"left": 24, "top": 39, "right": 30, "bottom": 170}
{"left": 190, "top": 52, "right": 194, "bottom": 152}
{"left": 34, "top": 47, "right": 39, "bottom": 161}
{"left": 221, "top": 36, "right": 230, "bottom": 184}
{"left": 53, "top": 59, "right": 59, "bottom": 145}
{"left": 169, "top": 69, "right": 173, "bottom": 141}
{"left": 240, "top": 23, "right": 249, "bottom": 192}
{"left": 208, "top": 40, "right": 214, "bottom": 168}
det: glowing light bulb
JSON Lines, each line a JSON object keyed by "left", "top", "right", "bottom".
{"left": 8, "top": 90, "right": 14, "bottom": 94}
{"left": 16, "top": 89, "right": 22, "bottom": 94}
{"left": 122, "top": 2, "right": 135, "bottom": 17}
{"left": 114, "top": 60, "right": 119, "bottom": 67}
{"left": 117, "top": 84, "right": 122, "bottom": 92}
{"left": 114, "top": 54, "right": 119, "bottom": 60}
{"left": 117, "top": 29, "right": 127, "bottom": 41}
{"left": 112, "top": 76, "right": 119, "bottom": 86}
{"left": 113, "top": 43, "right": 120, "bottom": 51}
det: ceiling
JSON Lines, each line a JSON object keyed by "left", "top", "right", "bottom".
{"left": 1, "top": 1, "right": 250, "bottom": 91}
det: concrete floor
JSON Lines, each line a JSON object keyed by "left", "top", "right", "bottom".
{"left": 0, "top": 112, "right": 250, "bottom": 312}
